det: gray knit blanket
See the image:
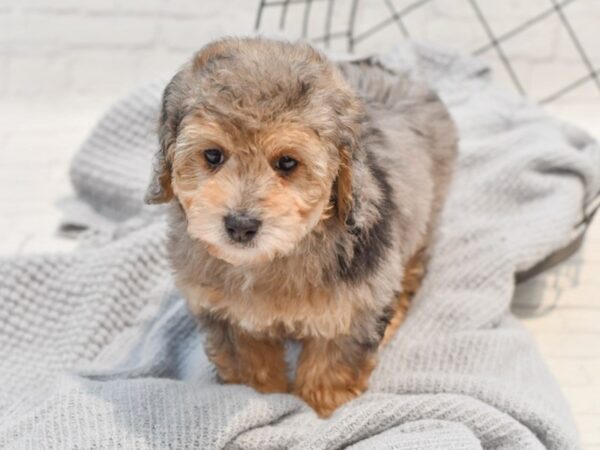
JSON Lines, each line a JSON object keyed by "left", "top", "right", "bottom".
{"left": 1, "top": 42, "right": 599, "bottom": 450}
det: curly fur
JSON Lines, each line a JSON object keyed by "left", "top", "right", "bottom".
{"left": 145, "top": 37, "right": 457, "bottom": 417}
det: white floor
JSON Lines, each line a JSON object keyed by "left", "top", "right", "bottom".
{"left": 1, "top": 95, "right": 599, "bottom": 448}
{"left": 515, "top": 222, "right": 600, "bottom": 449}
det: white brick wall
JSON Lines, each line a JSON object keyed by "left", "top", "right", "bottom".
{"left": 1, "top": 0, "right": 598, "bottom": 106}
{"left": 0, "top": 0, "right": 258, "bottom": 101}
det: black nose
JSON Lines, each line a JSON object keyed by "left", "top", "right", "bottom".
{"left": 224, "top": 214, "right": 261, "bottom": 243}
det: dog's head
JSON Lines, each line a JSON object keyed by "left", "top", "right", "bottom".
{"left": 145, "top": 38, "right": 364, "bottom": 266}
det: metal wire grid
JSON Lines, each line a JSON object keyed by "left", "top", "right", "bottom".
{"left": 254, "top": 0, "right": 600, "bottom": 104}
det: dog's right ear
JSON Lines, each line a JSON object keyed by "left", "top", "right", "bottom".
{"left": 144, "top": 146, "right": 173, "bottom": 204}
{"left": 145, "top": 40, "right": 235, "bottom": 205}
{"left": 144, "top": 70, "right": 190, "bottom": 205}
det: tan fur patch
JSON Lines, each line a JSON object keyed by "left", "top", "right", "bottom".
{"left": 206, "top": 324, "right": 288, "bottom": 394}
{"left": 170, "top": 116, "right": 337, "bottom": 266}
{"left": 183, "top": 281, "right": 360, "bottom": 340}
{"left": 381, "top": 248, "right": 426, "bottom": 346}
{"left": 336, "top": 147, "right": 353, "bottom": 221}
{"left": 294, "top": 338, "right": 376, "bottom": 417}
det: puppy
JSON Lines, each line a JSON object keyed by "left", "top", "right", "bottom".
{"left": 145, "top": 37, "right": 457, "bottom": 417}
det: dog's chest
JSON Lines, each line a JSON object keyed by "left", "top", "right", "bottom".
{"left": 180, "top": 275, "right": 364, "bottom": 339}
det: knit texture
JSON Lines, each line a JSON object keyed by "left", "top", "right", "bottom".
{"left": 1, "top": 42, "right": 599, "bottom": 449}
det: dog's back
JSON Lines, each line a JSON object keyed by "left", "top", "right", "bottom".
{"left": 339, "top": 60, "right": 458, "bottom": 259}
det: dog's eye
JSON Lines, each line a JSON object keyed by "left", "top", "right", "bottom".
{"left": 275, "top": 156, "right": 298, "bottom": 172}
{"left": 204, "top": 149, "right": 225, "bottom": 167}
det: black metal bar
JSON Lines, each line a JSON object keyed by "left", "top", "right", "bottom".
{"left": 354, "top": 15, "right": 397, "bottom": 43}
{"left": 354, "top": 0, "right": 431, "bottom": 44}
{"left": 256, "top": 0, "right": 597, "bottom": 106}
{"left": 347, "top": 0, "right": 360, "bottom": 52}
{"left": 468, "top": 0, "right": 526, "bottom": 96}
{"left": 262, "top": 0, "right": 328, "bottom": 6}
{"left": 550, "top": 0, "right": 600, "bottom": 92}
{"left": 311, "top": 30, "right": 350, "bottom": 43}
{"left": 324, "top": 0, "right": 336, "bottom": 48}
{"left": 540, "top": 68, "right": 600, "bottom": 104}
{"left": 280, "top": 0, "right": 291, "bottom": 30}
{"left": 255, "top": 0, "right": 267, "bottom": 30}
{"left": 473, "top": 0, "right": 576, "bottom": 55}
{"left": 384, "top": 0, "right": 410, "bottom": 37}
{"left": 302, "top": 0, "right": 313, "bottom": 37}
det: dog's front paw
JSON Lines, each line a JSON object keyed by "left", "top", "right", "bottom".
{"left": 205, "top": 321, "right": 290, "bottom": 394}
{"left": 294, "top": 337, "right": 376, "bottom": 417}
{"left": 246, "top": 367, "right": 289, "bottom": 394}
{"left": 295, "top": 383, "right": 364, "bottom": 418}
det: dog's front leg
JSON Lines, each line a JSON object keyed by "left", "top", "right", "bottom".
{"left": 202, "top": 316, "right": 289, "bottom": 394}
{"left": 294, "top": 335, "right": 377, "bottom": 417}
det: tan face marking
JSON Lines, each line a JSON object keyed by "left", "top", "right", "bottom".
{"left": 170, "top": 117, "right": 338, "bottom": 266}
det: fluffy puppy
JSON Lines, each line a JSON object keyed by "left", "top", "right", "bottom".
{"left": 145, "top": 37, "right": 457, "bottom": 417}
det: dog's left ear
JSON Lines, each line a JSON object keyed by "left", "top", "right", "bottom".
{"left": 333, "top": 99, "right": 364, "bottom": 225}
{"left": 329, "top": 63, "right": 366, "bottom": 224}
{"left": 144, "top": 145, "right": 173, "bottom": 204}
{"left": 336, "top": 146, "right": 353, "bottom": 223}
